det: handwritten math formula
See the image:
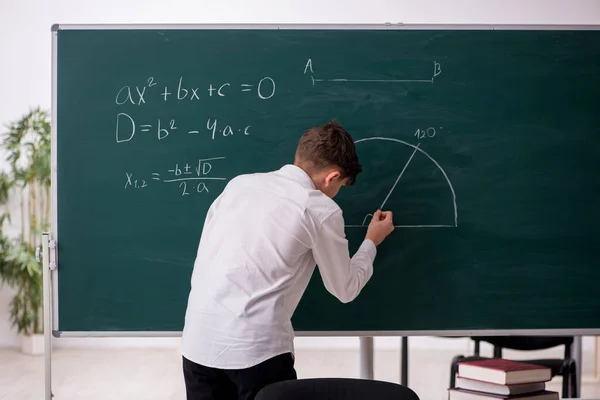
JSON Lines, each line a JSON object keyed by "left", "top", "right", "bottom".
{"left": 115, "top": 76, "right": 276, "bottom": 106}
{"left": 116, "top": 115, "right": 251, "bottom": 143}
{"left": 124, "top": 157, "right": 227, "bottom": 196}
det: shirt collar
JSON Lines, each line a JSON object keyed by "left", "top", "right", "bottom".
{"left": 279, "top": 164, "right": 316, "bottom": 189}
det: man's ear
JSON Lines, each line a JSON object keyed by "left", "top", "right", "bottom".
{"left": 324, "top": 170, "right": 341, "bottom": 186}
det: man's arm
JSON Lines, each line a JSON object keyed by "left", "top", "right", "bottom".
{"left": 312, "top": 210, "right": 377, "bottom": 303}
{"left": 312, "top": 209, "right": 395, "bottom": 303}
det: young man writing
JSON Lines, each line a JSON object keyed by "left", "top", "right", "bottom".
{"left": 181, "top": 121, "right": 395, "bottom": 400}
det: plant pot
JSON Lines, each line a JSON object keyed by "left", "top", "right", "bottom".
{"left": 20, "top": 333, "right": 44, "bottom": 355}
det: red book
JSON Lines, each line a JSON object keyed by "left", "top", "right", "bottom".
{"left": 457, "top": 359, "right": 552, "bottom": 385}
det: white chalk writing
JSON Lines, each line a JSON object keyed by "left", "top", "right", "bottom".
{"left": 206, "top": 118, "right": 251, "bottom": 140}
{"left": 114, "top": 114, "right": 251, "bottom": 143}
{"left": 123, "top": 157, "right": 227, "bottom": 196}
{"left": 116, "top": 76, "right": 276, "bottom": 104}
{"left": 414, "top": 127, "right": 440, "bottom": 140}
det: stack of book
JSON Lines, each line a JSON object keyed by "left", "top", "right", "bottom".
{"left": 448, "top": 359, "right": 559, "bottom": 400}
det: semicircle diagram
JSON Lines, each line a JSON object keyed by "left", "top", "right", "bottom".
{"left": 337, "top": 137, "right": 458, "bottom": 228}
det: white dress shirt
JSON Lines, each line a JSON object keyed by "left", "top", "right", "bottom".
{"left": 181, "top": 164, "right": 377, "bottom": 369}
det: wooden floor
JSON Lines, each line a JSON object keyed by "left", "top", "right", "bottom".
{"left": 1, "top": 345, "right": 599, "bottom": 399}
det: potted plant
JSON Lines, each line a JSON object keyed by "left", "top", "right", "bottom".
{"left": 0, "top": 107, "right": 51, "bottom": 355}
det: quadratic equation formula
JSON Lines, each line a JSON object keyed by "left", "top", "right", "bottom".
{"left": 124, "top": 157, "right": 227, "bottom": 196}
{"left": 115, "top": 76, "right": 276, "bottom": 106}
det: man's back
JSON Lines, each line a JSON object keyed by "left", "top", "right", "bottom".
{"left": 180, "top": 121, "right": 394, "bottom": 400}
{"left": 181, "top": 164, "right": 340, "bottom": 369}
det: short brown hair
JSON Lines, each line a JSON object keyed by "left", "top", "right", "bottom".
{"left": 295, "top": 120, "right": 362, "bottom": 185}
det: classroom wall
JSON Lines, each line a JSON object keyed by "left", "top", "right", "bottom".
{"left": 0, "top": 0, "right": 599, "bottom": 349}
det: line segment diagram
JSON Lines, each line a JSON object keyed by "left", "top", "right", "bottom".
{"left": 303, "top": 58, "right": 442, "bottom": 85}
{"left": 344, "top": 137, "right": 458, "bottom": 229}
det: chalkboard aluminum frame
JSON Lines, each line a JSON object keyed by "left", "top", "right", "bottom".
{"left": 50, "top": 23, "right": 600, "bottom": 339}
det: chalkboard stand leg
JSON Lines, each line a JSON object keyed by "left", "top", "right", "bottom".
{"left": 400, "top": 336, "right": 408, "bottom": 386}
{"left": 359, "top": 337, "right": 374, "bottom": 379}
{"left": 42, "top": 233, "right": 53, "bottom": 400}
{"left": 574, "top": 336, "right": 582, "bottom": 396}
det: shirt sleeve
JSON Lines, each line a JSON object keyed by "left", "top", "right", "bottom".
{"left": 198, "top": 194, "right": 220, "bottom": 244}
{"left": 312, "top": 210, "right": 377, "bottom": 303}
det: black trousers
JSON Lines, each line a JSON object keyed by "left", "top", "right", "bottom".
{"left": 182, "top": 353, "right": 297, "bottom": 400}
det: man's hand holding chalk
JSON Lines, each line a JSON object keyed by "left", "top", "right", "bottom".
{"left": 365, "top": 209, "right": 395, "bottom": 246}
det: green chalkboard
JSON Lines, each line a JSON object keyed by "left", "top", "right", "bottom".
{"left": 53, "top": 25, "right": 600, "bottom": 335}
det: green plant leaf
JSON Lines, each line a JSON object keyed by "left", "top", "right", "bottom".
{"left": 0, "top": 106, "right": 50, "bottom": 335}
